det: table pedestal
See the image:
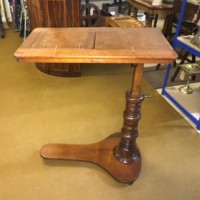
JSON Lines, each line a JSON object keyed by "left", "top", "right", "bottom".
{"left": 13, "top": 27, "right": 177, "bottom": 185}
{"left": 40, "top": 87, "right": 144, "bottom": 184}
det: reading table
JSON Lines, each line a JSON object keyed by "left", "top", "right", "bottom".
{"left": 14, "top": 27, "right": 177, "bottom": 184}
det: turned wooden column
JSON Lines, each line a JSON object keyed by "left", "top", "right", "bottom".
{"left": 114, "top": 63, "right": 144, "bottom": 163}
{"left": 114, "top": 91, "right": 144, "bottom": 163}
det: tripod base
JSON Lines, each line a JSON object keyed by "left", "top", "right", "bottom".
{"left": 40, "top": 133, "right": 141, "bottom": 184}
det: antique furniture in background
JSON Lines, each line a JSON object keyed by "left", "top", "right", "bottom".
{"left": 168, "top": 0, "right": 200, "bottom": 80}
{"left": 166, "top": 0, "right": 200, "bottom": 42}
{"left": 162, "top": 0, "right": 200, "bottom": 130}
{"left": 80, "top": 3, "right": 105, "bottom": 27}
{"left": 126, "top": 0, "right": 174, "bottom": 36}
{"left": 14, "top": 27, "right": 177, "bottom": 184}
{"left": 105, "top": 16, "right": 144, "bottom": 27}
{"left": 27, "top": 0, "right": 81, "bottom": 76}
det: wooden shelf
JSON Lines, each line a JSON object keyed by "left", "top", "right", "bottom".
{"left": 176, "top": 35, "right": 200, "bottom": 57}
{"left": 162, "top": 0, "right": 200, "bottom": 130}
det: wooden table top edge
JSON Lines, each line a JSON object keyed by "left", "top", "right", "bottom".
{"left": 126, "top": 0, "right": 174, "bottom": 10}
{"left": 14, "top": 27, "right": 178, "bottom": 64}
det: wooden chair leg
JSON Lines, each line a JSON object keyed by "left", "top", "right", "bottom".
{"left": 153, "top": 14, "right": 158, "bottom": 27}
{"left": 156, "top": 64, "right": 161, "bottom": 70}
{"left": 171, "top": 66, "right": 181, "bottom": 82}
{"left": 171, "top": 51, "right": 190, "bottom": 82}
{"left": 156, "top": 60, "right": 176, "bottom": 71}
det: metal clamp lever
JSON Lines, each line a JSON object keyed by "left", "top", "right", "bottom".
{"left": 144, "top": 94, "right": 152, "bottom": 98}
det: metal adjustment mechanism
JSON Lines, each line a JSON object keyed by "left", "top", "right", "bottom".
{"left": 144, "top": 94, "right": 152, "bottom": 98}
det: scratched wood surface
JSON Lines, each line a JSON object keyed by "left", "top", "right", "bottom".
{"left": 14, "top": 27, "right": 177, "bottom": 64}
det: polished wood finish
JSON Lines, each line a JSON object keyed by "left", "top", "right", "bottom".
{"left": 27, "top": 0, "right": 81, "bottom": 76}
{"left": 41, "top": 133, "right": 141, "bottom": 184}
{"left": 114, "top": 90, "right": 144, "bottom": 164}
{"left": 42, "top": 0, "right": 80, "bottom": 27}
{"left": 14, "top": 27, "right": 177, "bottom": 184}
{"left": 126, "top": 0, "right": 174, "bottom": 35}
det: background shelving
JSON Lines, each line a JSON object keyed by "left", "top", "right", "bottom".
{"left": 162, "top": 0, "right": 200, "bottom": 130}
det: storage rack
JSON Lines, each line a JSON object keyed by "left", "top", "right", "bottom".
{"left": 162, "top": 0, "right": 200, "bottom": 130}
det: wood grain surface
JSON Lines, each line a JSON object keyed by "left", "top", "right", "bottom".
{"left": 14, "top": 27, "right": 177, "bottom": 64}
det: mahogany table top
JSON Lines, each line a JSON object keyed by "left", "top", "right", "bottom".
{"left": 14, "top": 27, "right": 177, "bottom": 64}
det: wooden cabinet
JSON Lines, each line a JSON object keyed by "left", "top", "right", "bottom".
{"left": 27, "top": 0, "right": 81, "bottom": 76}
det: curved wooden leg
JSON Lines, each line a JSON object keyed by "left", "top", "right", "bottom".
{"left": 40, "top": 132, "right": 141, "bottom": 184}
